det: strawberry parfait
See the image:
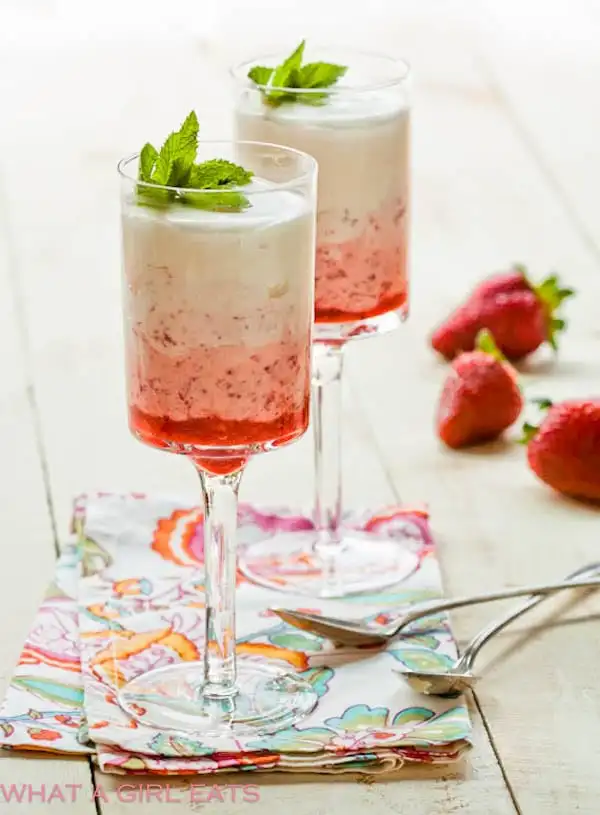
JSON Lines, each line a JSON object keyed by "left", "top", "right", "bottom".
{"left": 117, "top": 114, "right": 320, "bottom": 735}
{"left": 230, "top": 46, "right": 418, "bottom": 599}
{"left": 233, "top": 41, "right": 410, "bottom": 341}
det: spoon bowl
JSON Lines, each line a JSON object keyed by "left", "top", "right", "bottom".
{"left": 270, "top": 608, "right": 387, "bottom": 647}
{"left": 397, "top": 669, "right": 476, "bottom": 697}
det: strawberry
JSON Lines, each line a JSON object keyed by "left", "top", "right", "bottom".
{"left": 522, "top": 399, "right": 600, "bottom": 502}
{"left": 472, "top": 290, "right": 548, "bottom": 360}
{"left": 430, "top": 304, "right": 480, "bottom": 361}
{"left": 468, "top": 264, "right": 531, "bottom": 300}
{"left": 468, "top": 263, "right": 531, "bottom": 300}
{"left": 437, "top": 330, "right": 523, "bottom": 449}
{"left": 431, "top": 265, "right": 574, "bottom": 361}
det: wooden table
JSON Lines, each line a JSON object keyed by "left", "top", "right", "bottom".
{"left": 1, "top": 1, "right": 599, "bottom": 811}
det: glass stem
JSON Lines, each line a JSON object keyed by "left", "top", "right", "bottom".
{"left": 194, "top": 465, "right": 243, "bottom": 699}
{"left": 312, "top": 343, "right": 345, "bottom": 553}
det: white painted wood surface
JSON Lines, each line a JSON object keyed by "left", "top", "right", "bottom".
{"left": 1, "top": 1, "right": 599, "bottom": 811}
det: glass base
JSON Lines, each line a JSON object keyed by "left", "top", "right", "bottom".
{"left": 313, "top": 304, "right": 407, "bottom": 344}
{"left": 118, "top": 657, "right": 318, "bottom": 737}
{"left": 238, "top": 529, "right": 419, "bottom": 598}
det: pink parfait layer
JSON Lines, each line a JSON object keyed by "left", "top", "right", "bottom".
{"left": 128, "top": 333, "right": 310, "bottom": 471}
{"left": 315, "top": 197, "right": 408, "bottom": 323}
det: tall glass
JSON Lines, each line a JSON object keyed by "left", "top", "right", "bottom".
{"left": 117, "top": 141, "right": 318, "bottom": 736}
{"left": 232, "top": 48, "right": 418, "bottom": 597}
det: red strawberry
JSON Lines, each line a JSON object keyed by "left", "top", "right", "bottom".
{"left": 473, "top": 290, "right": 548, "bottom": 360}
{"left": 523, "top": 399, "right": 600, "bottom": 502}
{"left": 468, "top": 263, "right": 531, "bottom": 300}
{"left": 430, "top": 303, "right": 480, "bottom": 361}
{"left": 431, "top": 265, "right": 574, "bottom": 361}
{"left": 437, "top": 330, "right": 523, "bottom": 449}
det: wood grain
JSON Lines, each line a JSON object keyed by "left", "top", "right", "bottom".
{"left": 0, "top": 178, "right": 95, "bottom": 811}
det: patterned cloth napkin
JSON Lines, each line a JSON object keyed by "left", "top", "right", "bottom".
{"left": 0, "top": 493, "right": 472, "bottom": 775}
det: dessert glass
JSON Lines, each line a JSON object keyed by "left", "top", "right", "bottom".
{"left": 117, "top": 140, "right": 318, "bottom": 735}
{"left": 232, "top": 48, "right": 418, "bottom": 597}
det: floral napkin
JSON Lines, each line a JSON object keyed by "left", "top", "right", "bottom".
{"left": 0, "top": 493, "right": 472, "bottom": 775}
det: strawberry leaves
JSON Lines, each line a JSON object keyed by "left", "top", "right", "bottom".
{"left": 530, "top": 397, "right": 553, "bottom": 410}
{"left": 515, "top": 266, "right": 575, "bottom": 350}
{"left": 533, "top": 273, "right": 575, "bottom": 350}
{"left": 519, "top": 398, "right": 553, "bottom": 444}
{"left": 520, "top": 423, "right": 539, "bottom": 444}
{"left": 475, "top": 329, "right": 505, "bottom": 362}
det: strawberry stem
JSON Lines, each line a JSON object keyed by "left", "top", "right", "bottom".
{"left": 511, "top": 262, "right": 529, "bottom": 282}
{"left": 530, "top": 397, "right": 553, "bottom": 410}
{"left": 519, "top": 422, "right": 539, "bottom": 445}
{"left": 519, "top": 397, "right": 553, "bottom": 444}
{"left": 475, "top": 329, "right": 505, "bottom": 361}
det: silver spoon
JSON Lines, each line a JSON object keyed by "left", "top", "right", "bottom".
{"left": 270, "top": 563, "right": 600, "bottom": 647}
{"left": 397, "top": 562, "right": 600, "bottom": 697}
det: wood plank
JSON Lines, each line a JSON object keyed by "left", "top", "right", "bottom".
{"left": 0, "top": 180, "right": 55, "bottom": 693}
{"left": 348, "top": 27, "right": 600, "bottom": 813}
{"left": 473, "top": 0, "right": 600, "bottom": 259}
{"left": 0, "top": 179, "right": 96, "bottom": 810}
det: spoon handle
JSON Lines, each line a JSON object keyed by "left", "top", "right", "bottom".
{"left": 454, "top": 563, "right": 600, "bottom": 673}
{"left": 388, "top": 567, "right": 600, "bottom": 636}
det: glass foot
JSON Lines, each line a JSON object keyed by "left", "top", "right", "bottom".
{"left": 238, "top": 529, "right": 419, "bottom": 598}
{"left": 118, "top": 658, "right": 318, "bottom": 737}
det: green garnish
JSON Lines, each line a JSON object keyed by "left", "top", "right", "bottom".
{"left": 188, "top": 159, "right": 253, "bottom": 189}
{"left": 519, "top": 399, "right": 553, "bottom": 445}
{"left": 248, "top": 40, "right": 347, "bottom": 107}
{"left": 136, "top": 111, "right": 253, "bottom": 211}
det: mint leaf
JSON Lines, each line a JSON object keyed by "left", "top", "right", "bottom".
{"left": 189, "top": 159, "right": 253, "bottom": 189}
{"left": 248, "top": 65, "right": 274, "bottom": 86}
{"left": 293, "top": 92, "right": 328, "bottom": 107}
{"left": 176, "top": 110, "right": 200, "bottom": 154}
{"left": 152, "top": 111, "right": 199, "bottom": 187}
{"left": 139, "top": 143, "right": 158, "bottom": 182}
{"left": 136, "top": 186, "right": 171, "bottom": 208}
{"left": 170, "top": 111, "right": 200, "bottom": 186}
{"left": 137, "top": 143, "right": 171, "bottom": 207}
{"left": 186, "top": 159, "right": 254, "bottom": 211}
{"left": 299, "top": 62, "right": 347, "bottom": 89}
{"left": 248, "top": 41, "right": 347, "bottom": 107}
{"left": 152, "top": 131, "right": 179, "bottom": 186}
{"left": 181, "top": 190, "right": 251, "bottom": 211}
{"left": 267, "top": 39, "right": 305, "bottom": 104}
{"left": 135, "top": 112, "right": 252, "bottom": 212}
{"left": 137, "top": 143, "right": 168, "bottom": 206}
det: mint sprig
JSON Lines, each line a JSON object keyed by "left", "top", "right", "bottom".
{"left": 136, "top": 112, "right": 253, "bottom": 211}
{"left": 248, "top": 40, "right": 347, "bottom": 107}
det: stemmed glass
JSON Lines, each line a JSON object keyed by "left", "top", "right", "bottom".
{"left": 232, "top": 47, "right": 418, "bottom": 597}
{"left": 116, "top": 140, "right": 318, "bottom": 735}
